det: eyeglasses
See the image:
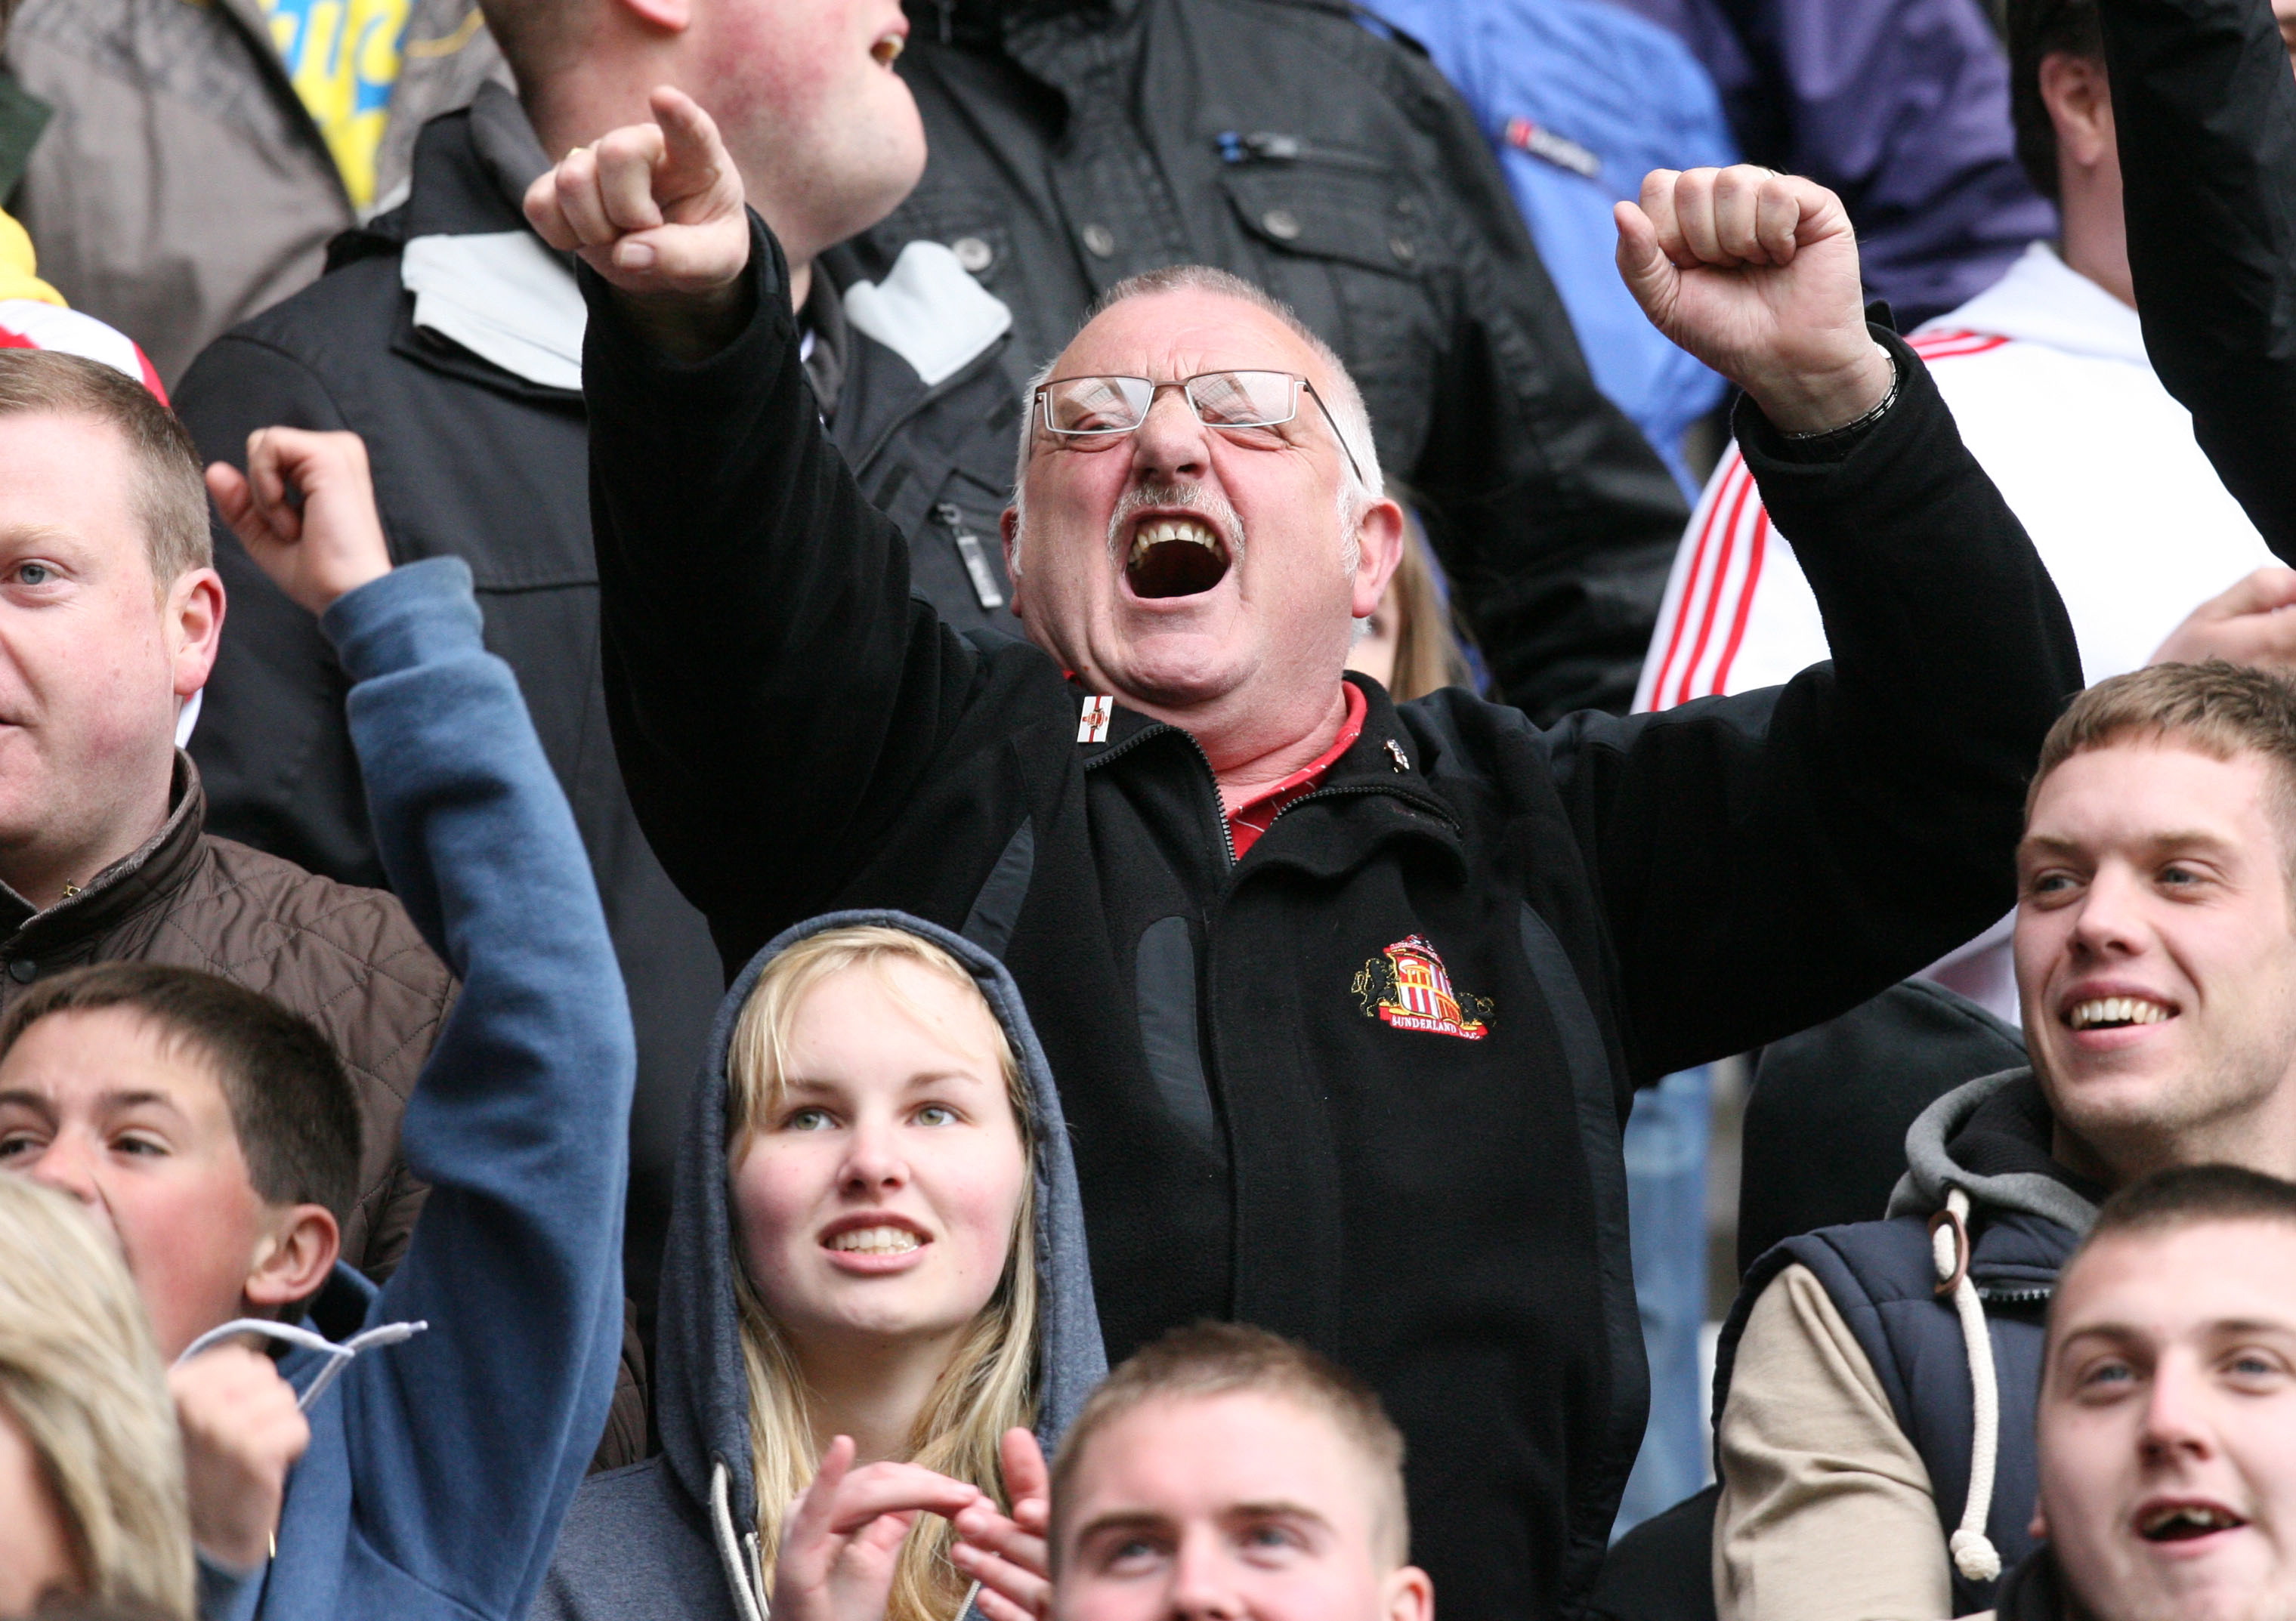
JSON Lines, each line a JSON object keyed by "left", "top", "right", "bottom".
{"left": 1033, "top": 370, "right": 1367, "bottom": 486}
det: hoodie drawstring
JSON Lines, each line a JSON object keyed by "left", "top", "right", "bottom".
{"left": 711, "top": 1458, "right": 771, "bottom": 1621}
{"left": 1931, "top": 1188, "right": 2004, "bottom": 1583}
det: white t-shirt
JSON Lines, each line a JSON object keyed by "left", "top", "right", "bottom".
{"left": 1633, "top": 242, "right": 2279, "bottom": 1019}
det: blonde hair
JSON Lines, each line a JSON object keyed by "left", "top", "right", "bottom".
{"left": 0, "top": 1177, "right": 195, "bottom": 1616}
{"left": 725, "top": 927, "right": 1040, "bottom": 1621}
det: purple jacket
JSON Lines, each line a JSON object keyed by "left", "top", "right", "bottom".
{"left": 1614, "top": 0, "right": 2059, "bottom": 325}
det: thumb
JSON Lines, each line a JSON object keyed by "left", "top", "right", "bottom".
{"left": 1001, "top": 1428, "right": 1049, "bottom": 1503}
{"left": 1614, "top": 201, "right": 1678, "bottom": 332}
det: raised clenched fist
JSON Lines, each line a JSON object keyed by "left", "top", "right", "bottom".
{"left": 524, "top": 86, "right": 752, "bottom": 356}
{"left": 205, "top": 427, "right": 391, "bottom": 616}
{"left": 1615, "top": 165, "right": 1893, "bottom": 436}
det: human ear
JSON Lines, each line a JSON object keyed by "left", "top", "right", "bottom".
{"left": 2039, "top": 53, "right": 2115, "bottom": 172}
{"left": 168, "top": 567, "right": 227, "bottom": 700}
{"left": 1349, "top": 497, "right": 1407, "bottom": 622}
{"left": 607, "top": 0, "right": 690, "bottom": 32}
{"left": 243, "top": 1203, "right": 341, "bottom": 1312}
{"left": 1382, "top": 1563, "right": 1435, "bottom": 1621}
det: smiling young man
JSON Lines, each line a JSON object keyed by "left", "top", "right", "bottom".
{"left": 1710, "top": 660, "right": 2296, "bottom": 1621}
{"left": 536, "top": 92, "right": 2084, "bottom": 1619}
{"left": 2004, "top": 1163, "right": 2296, "bottom": 1621}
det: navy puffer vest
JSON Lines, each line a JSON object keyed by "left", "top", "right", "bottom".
{"left": 1714, "top": 1208, "right": 2075, "bottom": 1615}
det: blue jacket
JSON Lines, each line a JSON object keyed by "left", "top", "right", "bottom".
{"left": 536, "top": 909, "right": 1105, "bottom": 1620}
{"left": 1365, "top": 0, "right": 1738, "bottom": 493}
{"left": 202, "top": 557, "right": 635, "bottom": 1621}
{"left": 1613, "top": 0, "right": 2059, "bottom": 326}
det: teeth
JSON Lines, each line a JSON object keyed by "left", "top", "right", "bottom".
{"left": 871, "top": 33, "right": 904, "bottom": 63}
{"left": 2069, "top": 996, "right": 2173, "bottom": 1030}
{"left": 825, "top": 1225, "right": 920, "bottom": 1255}
{"left": 1127, "top": 517, "right": 1221, "bottom": 569}
{"left": 2143, "top": 1504, "right": 2239, "bottom": 1537}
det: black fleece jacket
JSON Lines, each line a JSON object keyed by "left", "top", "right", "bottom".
{"left": 581, "top": 217, "right": 2081, "bottom": 1621}
{"left": 2099, "top": 0, "right": 2296, "bottom": 559}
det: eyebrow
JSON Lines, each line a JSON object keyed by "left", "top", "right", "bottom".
{"left": 778, "top": 1070, "right": 995, "bottom": 1095}
{"left": 2020, "top": 829, "right": 2241, "bottom": 860}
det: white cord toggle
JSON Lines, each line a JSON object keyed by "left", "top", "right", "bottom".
{"left": 174, "top": 1317, "right": 429, "bottom": 1412}
{"left": 1933, "top": 1189, "right": 2003, "bottom": 1582}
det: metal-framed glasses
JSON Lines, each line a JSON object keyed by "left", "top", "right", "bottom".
{"left": 1033, "top": 370, "right": 1367, "bottom": 486}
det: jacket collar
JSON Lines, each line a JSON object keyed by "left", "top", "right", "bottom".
{"left": 0, "top": 754, "right": 206, "bottom": 957}
{"left": 1076, "top": 675, "right": 1463, "bottom": 872}
{"left": 1887, "top": 1067, "right": 2103, "bottom": 1237}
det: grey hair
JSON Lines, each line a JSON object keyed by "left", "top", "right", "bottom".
{"left": 1009, "top": 266, "right": 1383, "bottom": 567}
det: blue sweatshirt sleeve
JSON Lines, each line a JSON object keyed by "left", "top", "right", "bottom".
{"left": 316, "top": 557, "right": 635, "bottom": 1616}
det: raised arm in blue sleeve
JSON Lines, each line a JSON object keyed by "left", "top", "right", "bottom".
{"left": 251, "top": 556, "right": 635, "bottom": 1621}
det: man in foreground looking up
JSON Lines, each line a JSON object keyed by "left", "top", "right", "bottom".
{"left": 1051, "top": 1323, "right": 1433, "bottom": 1621}
{"left": 534, "top": 92, "right": 2082, "bottom": 1616}
{"left": 1995, "top": 1164, "right": 2296, "bottom": 1621}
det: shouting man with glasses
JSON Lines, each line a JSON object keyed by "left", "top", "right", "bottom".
{"left": 533, "top": 88, "right": 2081, "bottom": 1621}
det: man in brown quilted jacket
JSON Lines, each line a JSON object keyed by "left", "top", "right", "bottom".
{"left": 0, "top": 347, "right": 455, "bottom": 1281}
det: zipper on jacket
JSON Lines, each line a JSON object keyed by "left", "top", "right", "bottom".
{"left": 935, "top": 502, "right": 1006, "bottom": 610}
{"left": 1213, "top": 131, "right": 1392, "bottom": 175}
{"left": 1265, "top": 780, "right": 1463, "bottom": 837}
{"left": 1091, "top": 721, "right": 1240, "bottom": 869}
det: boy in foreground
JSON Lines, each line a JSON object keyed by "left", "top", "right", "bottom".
{"left": 0, "top": 421, "right": 634, "bottom": 1617}
{"left": 952, "top": 1322, "right": 1435, "bottom": 1621}
{"left": 2010, "top": 1163, "right": 2296, "bottom": 1621}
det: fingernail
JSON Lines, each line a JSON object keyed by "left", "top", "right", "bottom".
{"left": 616, "top": 241, "right": 657, "bottom": 270}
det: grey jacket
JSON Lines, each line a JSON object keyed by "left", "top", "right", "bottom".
{"left": 2, "top": 0, "right": 504, "bottom": 383}
{"left": 535, "top": 912, "right": 1107, "bottom": 1621}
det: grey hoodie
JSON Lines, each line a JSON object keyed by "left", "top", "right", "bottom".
{"left": 534, "top": 911, "right": 1106, "bottom": 1621}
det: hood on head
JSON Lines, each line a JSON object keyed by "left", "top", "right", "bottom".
{"left": 651, "top": 909, "right": 1107, "bottom": 1533}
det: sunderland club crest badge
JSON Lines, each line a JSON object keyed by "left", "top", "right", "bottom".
{"left": 1352, "top": 934, "right": 1492, "bottom": 1041}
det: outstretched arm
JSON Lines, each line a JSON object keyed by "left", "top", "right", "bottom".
{"left": 1565, "top": 167, "right": 2081, "bottom": 1079}
{"left": 532, "top": 89, "right": 997, "bottom": 969}
{"left": 212, "top": 430, "right": 635, "bottom": 1616}
{"left": 2098, "top": 0, "right": 2296, "bottom": 559}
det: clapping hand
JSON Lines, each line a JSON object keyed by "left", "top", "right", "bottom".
{"left": 1615, "top": 165, "right": 1893, "bottom": 436}
{"left": 771, "top": 1437, "right": 986, "bottom": 1621}
{"left": 950, "top": 1428, "right": 1055, "bottom": 1621}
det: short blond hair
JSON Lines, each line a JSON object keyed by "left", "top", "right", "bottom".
{"left": 2029, "top": 662, "right": 2296, "bottom": 881}
{"left": 0, "top": 1177, "right": 194, "bottom": 1615}
{"left": 1049, "top": 1321, "right": 1411, "bottom": 1570}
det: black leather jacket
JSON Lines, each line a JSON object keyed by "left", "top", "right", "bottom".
{"left": 827, "top": 0, "right": 1694, "bottom": 720}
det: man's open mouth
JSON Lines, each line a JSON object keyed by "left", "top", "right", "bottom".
{"left": 2064, "top": 996, "right": 2176, "bottom": 1031}
{"left": 2138, "top": 1502, "right": 2245, "bottom": 1542}
{"left": 870, "top": 30, "right": 905, "bottom": 66}
{"left": 1126, "top": 514, "right": 1231, "bottom": 599}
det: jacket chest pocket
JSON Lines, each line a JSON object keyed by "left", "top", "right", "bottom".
{"left": 1215, "top": 147, "right": 1446, "bottom": 465}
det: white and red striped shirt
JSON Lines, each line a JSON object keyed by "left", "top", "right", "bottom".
{"left": 0, "top": 298, "right": 168, "bottom": 400}
{"left": 1634, "top": 243, "right": 2279, "bottom": 1016}
{"left": 1636, "top": 242, "right": 2275, "bottom": 714}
